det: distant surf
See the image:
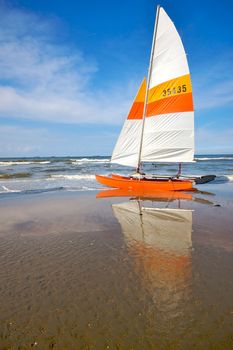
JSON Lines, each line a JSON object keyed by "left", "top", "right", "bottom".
{"left": 195, "top": 156, "right": 233, "bottom": 161}
{"left": 0, "top": 160, "right": 50, "bottom": 166}
{"left": 0, "top": 155, "right": 232, "bottom": 196}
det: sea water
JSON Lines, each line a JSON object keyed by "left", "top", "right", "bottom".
{"left": 0, "top": 154, "right": 233, "bottom": 195}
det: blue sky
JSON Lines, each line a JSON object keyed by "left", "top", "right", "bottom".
{"left": 0, "top": 0, "right": 232, "bottom": 156}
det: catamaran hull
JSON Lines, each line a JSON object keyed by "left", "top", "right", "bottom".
{"left": 96, "top": 174, "right": 194, "bottom": 191}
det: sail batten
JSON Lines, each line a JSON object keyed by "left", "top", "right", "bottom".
{"left": 111, "top": 6, "right": 194, "bottom": 167}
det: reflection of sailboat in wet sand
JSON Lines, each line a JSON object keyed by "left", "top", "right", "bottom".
{"left": 97, "top": 187, "right": 216, "bottom": 206}
{"left": 112, "top": 201, "right": 193, "bottom": 311}
{"left": 97, "top": 188, "right": 193, "bottom": 201}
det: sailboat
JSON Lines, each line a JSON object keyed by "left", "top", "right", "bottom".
{"left": 96, "top": 5, "right": 195, "bottom": 191}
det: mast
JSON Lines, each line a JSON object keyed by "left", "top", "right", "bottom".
{"left": 136, "top": 4, "right": 160, "bottom": 173}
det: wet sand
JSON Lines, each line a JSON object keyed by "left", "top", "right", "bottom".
{"left": 0, "top": 184, "right": 232, "bottom": 349}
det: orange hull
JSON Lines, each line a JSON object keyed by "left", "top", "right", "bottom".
{"left": 96, "top": 174, "right": 194, "bottom": 191}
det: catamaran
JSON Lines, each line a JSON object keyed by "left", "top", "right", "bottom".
{"left": 96, "top": 5, "right": 213, "bottom": 191}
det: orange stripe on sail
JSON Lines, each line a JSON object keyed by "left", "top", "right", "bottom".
{"left": 148, "top": 74, "right": 192, "bottom": 103}
{"left": 135, "top": 78, "right": 146, "bottom": 102}
{"left": 127, "top": 102, "right": 145, "bottom": 119}
{"left": 127, "top": 76, "right": 193, "bottom": 119}
{"left": 127, "top": 77, "right": 146, "bottom": 120}
{"left": 146, "top": 92, "right": 194, "bottom": 117}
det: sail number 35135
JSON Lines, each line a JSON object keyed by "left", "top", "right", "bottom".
{"left": 162, "top": 84, "right": 187, "bottom": 97}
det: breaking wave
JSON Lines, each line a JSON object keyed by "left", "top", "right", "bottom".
{"left": 0, "top": 161, "right": 50, "bottom": 166}
{"left": 0, "top": 186, "right": 64, "bottom": 195}
{"left": 195, "top": 157, "right": 233, "bottom": 161}
{"left": 0, "top": 185, "right": 21, "bottom": 193}
{"left": 214, "top": 174, "right": 233, "bottom": 182}
{"left": 49, "top": 174, "right": 96, "bottom": 180}
{"left": 0, "top": 184, "right": 99, "bottom": 196}
{"left": 71, "top": 158, "right": 110, "bottom": 164}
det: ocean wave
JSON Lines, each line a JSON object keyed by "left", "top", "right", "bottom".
{"left": 0, "top": 185, "right": 21, "bottom": 193}
{"left": 0, "top": 172, "right": 32, "bottom": 179}
{"left": 49, "top": 174, "right": 96, "bottom": 180}
{"left": 42, "top": 167, "right": 73, "bottom": 173}
{"left": 0, "top": 185, "right": 98, "bottom": 195}
{"left": 195, "top": 157, "right": 233, "bottom": 161}
{"left": 214, "top": 174, "right": 233, "bottom": 182}
{"left": 71, "top": 158, "right": 110, "bottom": 164}
{"left": 0, "top": 161, "right": 50, "bottom": 166}
{"left": 0, "top": 186, "right": 65, "bottom": 195}
{"left": 65, "top": 186, "right": 98, "bottom": 191}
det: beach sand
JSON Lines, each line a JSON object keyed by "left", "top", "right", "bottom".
{"left": 0, "top": 184, "right": 232, "bottom": 349}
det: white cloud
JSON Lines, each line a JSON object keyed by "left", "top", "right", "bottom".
{"left": 2, "top": 3, "right": 232, "bottom": 128}
{"left": 0, "top": 3, "right": 134, "bottom": 125}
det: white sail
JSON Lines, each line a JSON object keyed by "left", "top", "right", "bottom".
{"left": 141, "top": 7, "right": 194, "bottom": 163}
{"left": 111, "top": 79, "right": 146, "bottom": 167}
{"left": 111, "top": 7, "right": 194, "bottom": 167}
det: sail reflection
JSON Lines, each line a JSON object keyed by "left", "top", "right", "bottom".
{"left": 112, "top": 200, "right": 193, "bottom": 316}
